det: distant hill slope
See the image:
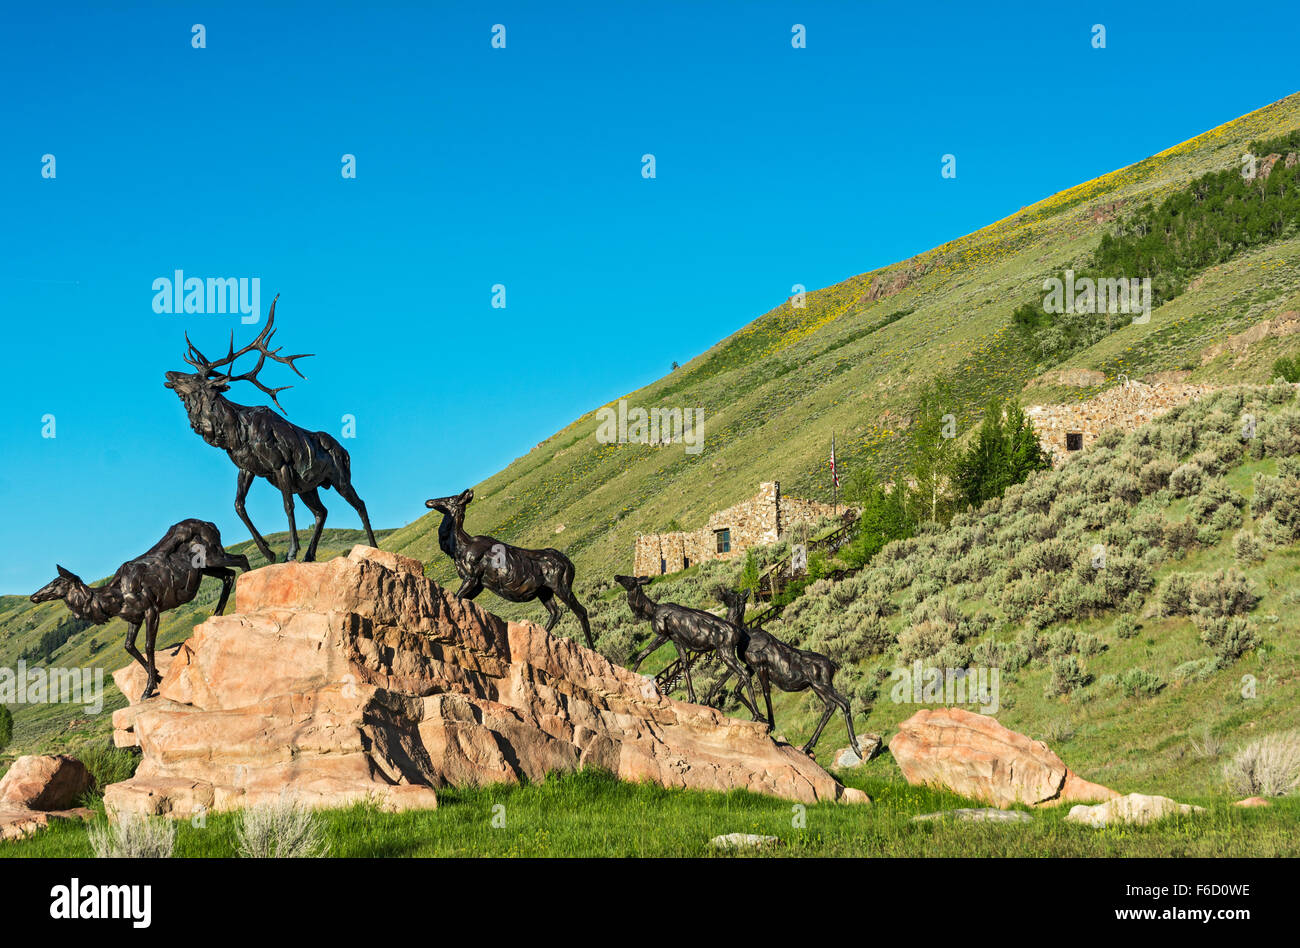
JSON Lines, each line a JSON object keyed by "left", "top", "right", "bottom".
{"left": 386, "top": 93, "right": 1300, "bottom": 620}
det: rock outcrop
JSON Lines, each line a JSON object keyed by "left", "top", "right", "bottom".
{"left": 889, "top": 708, "right": 1117, "bottom": 809}
{"left": 105, "top": 547, "right": 865, "bottom": 818}
{"left": 0, "top": 754, "right": 94, "bottom": 841}
{"left": 1066, "top": 793, "right": 1204, "bottom": 827}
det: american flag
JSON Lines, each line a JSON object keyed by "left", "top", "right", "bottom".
{"left": 830, "top": 435, "right": 839, "bottom": 488}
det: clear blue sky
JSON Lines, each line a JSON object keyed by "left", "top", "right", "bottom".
{"left": 1, "top": 1, "right": 1296, "bottom": 592}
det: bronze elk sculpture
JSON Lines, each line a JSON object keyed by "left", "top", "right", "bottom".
{"left": 613, "top": 574, "right": 761, "bottom": 717}
{"left": 164, "top": 294, "right": 377, "bottom": 563}
{"left": 425, "top": 489, "right": 594, "bottom": 649}
{"left": 30, "top": 520, "right": 250, "bottom": 700}
{"left": 712, "top": 586, "right": 864, "bottom": 759}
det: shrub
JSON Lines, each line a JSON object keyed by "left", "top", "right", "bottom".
{"left": 1173, "top": 658, "right": 1218, "bottom": 683}
{"left": 1222, "top": 730, "right": 1300, "bottom": 797}
{"left": 1138, "top": 457, "right": 1175, "bottom": 493}
{"left": 1188, "top": 569, "right": 1259, "bottom": 618}
{"left": 1196, "top": 615, "right": 1261, "bottom": 666}
{"left": 0, "top": 705, "right": 11, "bottom": 753}
{"left": 1233, "top": 529, "right": 1265, "bottom": 564}
{"left": 1169, "top": 463, "right": 1203, "bottom": 497}
{"left": 235, "top": 794, "right": 330, "bottom": 858}
{"left": 1119, "top": 667, "right": 1164, "bottom": 698}
{"left": 1044, "top": 655, "right": 1089, "bottom": 697}
{"left": 972, "top": 638, "right": 1029, "bottom": 672}
{"left": 89, "top": 813, "right": 176, "bottom": 858}
{"left": 1112, "top": 614, "right": 1139, "bottom": 639}
{"left": 1157, "top": 573, "right": 1194, "bottom": 616}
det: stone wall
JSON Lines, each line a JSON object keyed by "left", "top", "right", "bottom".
{"left": 632, "top": 482, "right": 842, "bottom": 576}
{"left": 1027, "top": 380, "right": 1217, "bottom": 465}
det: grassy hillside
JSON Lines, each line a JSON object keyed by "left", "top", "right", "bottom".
{"left": 386, "top": 92, "right": 1300, "bottom": 622}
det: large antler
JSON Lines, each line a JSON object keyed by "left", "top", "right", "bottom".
{"left": 181, "top": 295, "right": 314, "bottom": 412}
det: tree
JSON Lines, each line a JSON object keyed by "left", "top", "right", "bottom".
{"left": 842, "top": 463, "right": 913, "bottom": 568}
{"left": 738, "top": 550, "right": 761, "bottom": 596}
{"left": 953, "top": 397, "right": 1051, "bottom": 508}
{"left": 906, "top": 381, "right": 959, "bottom": 525}
{"left": 0, "top": 705, "right": 12, "bottom": 753}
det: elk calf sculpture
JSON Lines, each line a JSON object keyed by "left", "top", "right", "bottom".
{"left": 425, "top": 489, "right": 594, "bottom": 648}
{"left": 714, "top": 586, "right": 864, "bottom": 759}
{"left": 30, "top": 520, "right": 250, "bottom": 700}
{"left": 164, "top": 294, "right": 377, "bottom": 563}
{"left": 613, "top": 574, "right": 761, "bottom": 717}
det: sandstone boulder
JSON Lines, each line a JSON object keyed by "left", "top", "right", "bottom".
{"left": 0, "top": 755, "right": 93, "bottom": 811}
{"left": 105, "top": 547, "right": 863, "bottom": 818}
{"left": 889, "top": 708, "right": 1117, "bottom": 809}
{"left": 1066, "top": 793, "right": 1204, "bottom": 828}
{"left": 1234, "top": 796, "right": 1271, "bottom": 808}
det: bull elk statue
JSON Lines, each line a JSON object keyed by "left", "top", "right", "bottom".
{"left": 612, "top": 574, "right": 760, "bottom": 717}
{"left": 712, "top": 586, "right": 863, "bottom": 759}
{"left": 164, "top": 294, "right": 377, "bottom": 563}
{"left": 30, "top": 520, "right": 250, "bottom": 700}
{"left": 425, "top": 488, "right": 594, "bottom": 648}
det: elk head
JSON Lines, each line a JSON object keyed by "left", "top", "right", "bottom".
{"left": 165, "top": 294, "right": 312, "bottom": 442}
{"left": 425, "top": 488, "right": 474, "bottom": 520}
{"left": 31, "top": 565, "right": 84, "bottom": 604}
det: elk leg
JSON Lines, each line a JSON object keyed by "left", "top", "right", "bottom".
{"left": 704, "top": 668, "right": 733, "bottom": 706}
{"left": 280, "top": 482, "right": 300, "bottom": 561}
{"left": 205, "top": 567, "right": 237, "bottom": 615}
{"left": 802, "top": 687, "right": 838, "bottom": 757}
{"left": 455, "top": 571, "right": 484, "bottom": 601}
{"left": 557, "top": 587, "right": 594, "bottom": 649}
{"left": 235, "top": 470, "right": 276, "bottom": 564}
{"left": 141, "top": 609, "right": 161, "bottom": 701}
{"left": 628, "top": 633, "right": 669, "bottom": 672}
{"left": 334, "top": 481, "right": 378, "bottom": 548}
{"left": 123, "top": 620, "right": 148, "bottom": 680}
{"left": 674, "top": 642, "right": 697, "bottom": 703}
{"left": 761, "top": 668, "right": 776, "bottom": 731}
{"left": 717, "top": 646, "right": 762, "bottom": 723}
{"left": 537, "top": 588, "right": 562, "bottom": 632}
{"left": 833, "top": 688, "right": 863, "bottom": 757}
{"left": 300, "top": 487, "right": 328, "bottom": 563}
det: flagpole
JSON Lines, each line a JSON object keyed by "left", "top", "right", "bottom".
{"left": 832, "top": 433, "right": 838, "bottom": 517}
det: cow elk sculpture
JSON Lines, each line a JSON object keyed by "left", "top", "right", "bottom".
{"left": 713, "top": 586, "right": 864, "bottom": 759}
{"left": 425, "top": 488, "right": 594, "bottom": 648}
{"left": 613, "top": 574, "right": 761, "bottom": 717}
{"left": 164, "top": 294, "right": 377, "bottom": 563}
{"left": 30, "top": 520, "right": 250, "bottom": 700}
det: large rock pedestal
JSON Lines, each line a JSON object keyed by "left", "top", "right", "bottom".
{"left": 105, "top": 547, "right": 862, "bottom": 818}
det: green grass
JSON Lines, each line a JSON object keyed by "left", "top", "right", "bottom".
{"left": 5, "top": 767, "right": 1297, "bottom": 858}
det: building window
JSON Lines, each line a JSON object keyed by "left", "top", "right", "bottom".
{"left": 1066, "top": 432, "right": 1083, "bottom": 452}
{"left": 716, "top": 528, "right": 731, "bottom": 554}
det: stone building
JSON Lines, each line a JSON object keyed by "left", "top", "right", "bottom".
{"left": 632, "top": 481, "right": 842, "bottom": 576}
{"left": 1027, "top": 380, "right": 1216, "bottom": 465}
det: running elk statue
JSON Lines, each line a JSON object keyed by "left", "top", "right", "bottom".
{"left": 613, "top": 574, "right": 760, "bottom": 717}
{"left": 425, "top": 489, "right": 594, "bottom": 649}
{"left": 712, "top": 586, "right": 864, "bottom": 759}
{"left": 164, "top": 295, "right": 377, "bottom": 563}
{"left": 30, "top": 520, "right": 250, "bottom": 700}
